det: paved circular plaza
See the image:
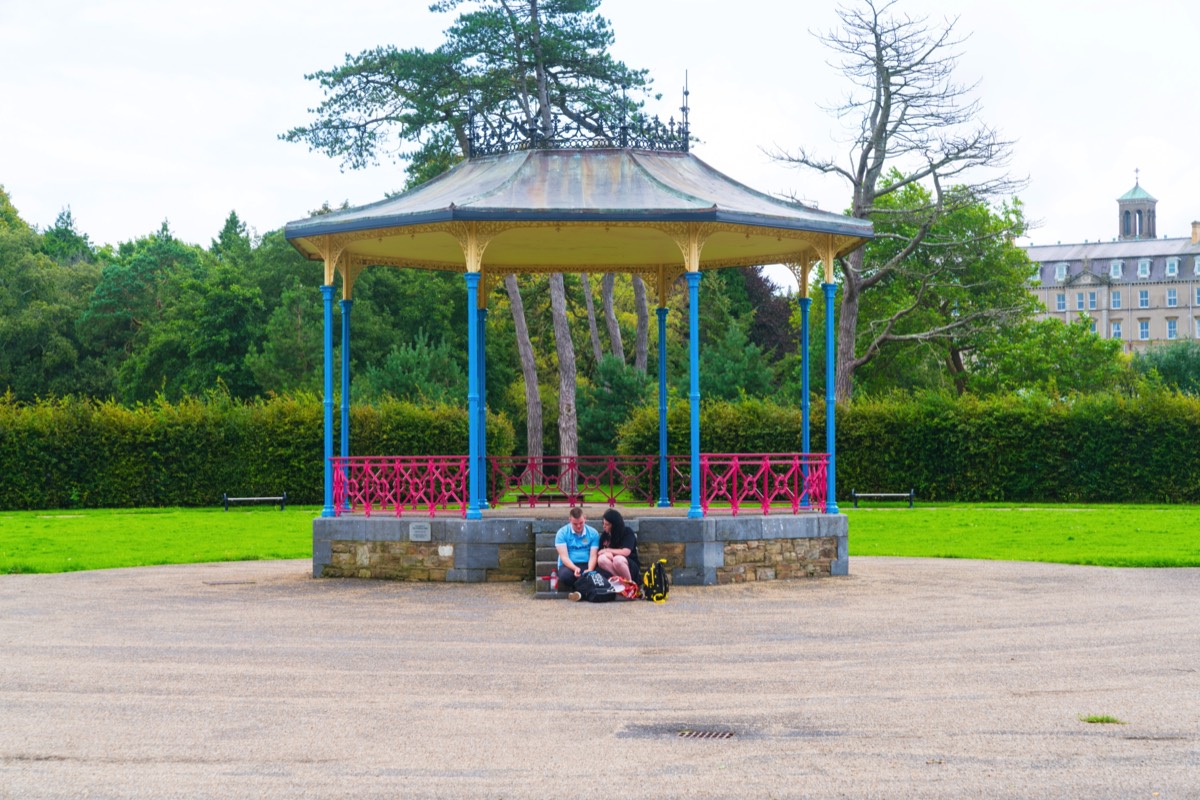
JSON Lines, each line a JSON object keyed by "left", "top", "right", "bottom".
{"left": 1, "top": 557, "right": 1197, "bottom": 799}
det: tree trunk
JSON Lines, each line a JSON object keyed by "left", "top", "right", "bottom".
{"left": 946, "top": 344, "right": 969, "bottom": 396}
{"left": 504, "top": 274, "right": 542, "bottom": 462}
{"left": 580, "top": 272, "right": 604, "bottom": 366}
{"left": 548, "top": 273, "right": 578, "bottom": 489}
{"left": 632, "top": 274, "right": 649, "bottom": 373}
{"left": 528, "top": 0, "right": 554, "bottom": 135}
{"left": 834, "top": 251, "right": 863, "bottom": 403}
{"left": 601, "top": 272, "right": 625, "bottom": 363}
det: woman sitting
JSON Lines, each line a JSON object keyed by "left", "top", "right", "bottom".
{"left": 597, "top": 508, "right": 640, "bottom": 584}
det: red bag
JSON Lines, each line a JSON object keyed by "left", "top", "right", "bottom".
{"left": 608, "top": 575, "right": 641, "bottom": 600}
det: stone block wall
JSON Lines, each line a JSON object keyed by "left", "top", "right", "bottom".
{"left": 313, "top": 513, "right": 848, "bottom": 585}
{"left": 717, "top": 537, "right": 838, "bottom": 583}
{"left": 327, "top": 541, "right": 453, "bottom": 580}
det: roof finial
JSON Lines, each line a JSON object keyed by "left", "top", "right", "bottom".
{"left": 680, "top": 71, "right": 690, "bottom": 153}
{"left": 1135, "top": 167, "right": 1140, "bottom": 185}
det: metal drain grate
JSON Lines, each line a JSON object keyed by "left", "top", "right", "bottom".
{"left": 678, "top": 729, "right": 735, "bottom": 740}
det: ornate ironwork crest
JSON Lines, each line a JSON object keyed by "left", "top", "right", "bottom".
{"left": 466, "top": 83, "right": 692, "bottom": 157}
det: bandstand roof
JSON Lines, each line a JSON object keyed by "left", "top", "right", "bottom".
{"left": 284, "top": 148, "right": 871, "bottom": 280}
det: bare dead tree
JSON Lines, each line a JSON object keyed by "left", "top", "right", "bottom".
{"left": 601, "top": 272, "right": 625, "bottom": 363}
{"left": 580, "top": 273, "right": 604, "bottom": 365}
{"left": 770, "top": 0, "right": 1023, "bottom": 401}
{"left": 632, "top": 274, "right": 649, "bottom": 372}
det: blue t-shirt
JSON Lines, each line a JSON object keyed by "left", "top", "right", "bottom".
{"left": 555, "top": 522, "right": 599, "bottom": 568}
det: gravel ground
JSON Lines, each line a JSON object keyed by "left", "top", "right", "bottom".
{"left": 1, "top": 557, "right": 1197, "bottom": 799}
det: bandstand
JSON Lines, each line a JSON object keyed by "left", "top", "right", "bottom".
{"left": 284, "top": 113, "right": 871, "bottom": 587}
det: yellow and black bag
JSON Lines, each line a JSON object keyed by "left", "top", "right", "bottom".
{"left": 641, "top": 558, "right": 669, "bottom": 603}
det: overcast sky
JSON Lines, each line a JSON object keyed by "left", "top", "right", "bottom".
{"left": 3, "top": 0, "right": 1198, "bottom": 290}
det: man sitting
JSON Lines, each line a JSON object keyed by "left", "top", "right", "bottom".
{"left": 554, "top": 506, "right": 599, "bottom": 595}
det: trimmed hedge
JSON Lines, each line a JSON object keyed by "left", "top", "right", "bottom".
{"left": 0, "top": 394, "right": 515, "bottom": 509}
{"left": 617, "top": 393, "right": 1200, "bottom": 503}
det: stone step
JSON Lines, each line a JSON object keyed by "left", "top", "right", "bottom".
{"left": 536, "top": 546, "right": 558, "bottom": 562}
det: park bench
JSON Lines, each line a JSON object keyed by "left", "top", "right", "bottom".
{"left": 849, "top": 488, "right": 914, "bottom": 508}
{"left": 515, "top": 492, "right": 588, "bottom": 506}
{"left": 222, "top": 492, "right": 287, "bottom": 511}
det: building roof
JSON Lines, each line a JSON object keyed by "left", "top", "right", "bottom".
{"left": 1025, "top": 238, "right": 1198, "bottom": 262}
{"left": 284, "top": 148, "right": 871, "bottom": 275}
{"left": 1117, "top": 183, "right": 1157, "bottom": 202}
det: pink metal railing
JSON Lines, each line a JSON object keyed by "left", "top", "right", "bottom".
{"left": 692, "top": 453, "right": 827, "bottom": 515}
{"left": 331, "top": 453, "right": 827, "bottom": 516}
{"left": 332, "top": 456, "right": 470, "bottom": 517}
{"left": 487, "top": 455, "right": 659, "bottom": 508}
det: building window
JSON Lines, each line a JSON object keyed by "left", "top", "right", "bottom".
{"left": 1110, "top": 260, "right": 1123, "bottom": 279}
{"left": 1076, "top": 292, "right": 1085, "bottom": 310}
{"left": 1167, "top": 288, "right": 1178, "bottom": 307}
{"left": 1195, "top": 256, "right": 1200, "bottom": 275}
{"left": 1139, "top": 289, "right": 1149, "bottom": 308}
{"left": 1139, "top": 320, "right": 1150, "bottom": 340}
{"left": 1111, "top": 321, "right": 1122, "bottom": 339}
{"left": 1112, "top": 291, "right": 1122, "bottom": 309}
{"left": 1054, "top": 263, "right": 1067, "bottom": 281}
{"left": 1138, "top": 259, "right": 1152, "bottom": 278}
{"left": 1167, "top": 319, "right": 1178, "bottom": 340}
{"left": 1166, "top": 258, "right": 1179, "bottom": 277}
{"left": 1088, "top": 291, "right": 1097, "bottom": 310}
{"left": 1089, "top": 319, "right": 1097, "bottom": 334}
{"left": 1195, "top": 287, "right": 1200, "bottom": 306}
{"left": 1055, "top": 293, "right": 1066, "bottom": 311}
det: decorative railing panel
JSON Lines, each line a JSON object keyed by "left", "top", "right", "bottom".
{"left": 487, "top": 455, "right": 659, "bottom": 507}
{"left": 332, "top": 456, "right": 470, "bottom": 518}
{"left": 331, "top": 454, "right": 827, "bottom": 516}
{"left": 695, "top": 453, "right": 827, "bottom": 515}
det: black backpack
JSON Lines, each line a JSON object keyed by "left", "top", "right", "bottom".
{"left": 641, "top": 559, "right": 669, "bottom": 603}
{"left": 576, "top": 570, "right": 618, "bottom": 603}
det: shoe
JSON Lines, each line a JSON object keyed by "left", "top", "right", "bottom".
{"left": 568, "top": 591, "right": 582, "bottom": 602}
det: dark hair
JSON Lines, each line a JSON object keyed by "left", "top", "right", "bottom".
{"left": 569, "top": 506, "right": 584, "bottom": 520}
{"left": 601, "top": 508, "right": 625, "bottom": 542}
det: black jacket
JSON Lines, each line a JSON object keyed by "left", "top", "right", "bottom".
{"left": 600, "top": 519, "right": 640, "bottom": 581}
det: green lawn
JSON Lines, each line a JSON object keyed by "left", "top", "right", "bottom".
{"left": 846, "top": 503, "right": 1200, "bottom": 568}
{"left": 0, "top": 507, "right": 316, "bottom": 574}
{"left": 1, "top": 503, "right": 1198, "bottom": 574}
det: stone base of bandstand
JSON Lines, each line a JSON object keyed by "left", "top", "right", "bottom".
{"left": 312, "top": 505, "right": 848, "bottom": 586}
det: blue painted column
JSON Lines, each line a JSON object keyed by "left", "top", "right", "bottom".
{"left": 686, "top": 272, "right": 703, "bottom": 519}
{"left": 340, "top": 300, "right": 353, "bottom": 457}
{"left": 321, "top": 285, "right": 335, "bottom": 518}
{"left": 799, "top": 296, "right": 812, "bottom": 455}
{"left": 799, "top": 295, "right": 812, "bottom": 508}
{"left": 822, "top": 282, "right": 839, "bottom": 514}
{"left": 478, "top": 306, "right": 490, "bottom": 509}
{"left": 656, "top": 306, "right": 671, "bottom": 507}
{"left": 465, "top": 273, "right": 482, "bottom": 519}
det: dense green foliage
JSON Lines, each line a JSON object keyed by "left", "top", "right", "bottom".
{"left": 618, "top": 393, "right": 1200, "bottom": 503}
{"left": 576, "top": 355, "right": 651, "bottom": 455}
{"left": 0, "top": 394, "right": 514, "bottom": 510}
{"left": 282, "top": 0, "right": 652, "bottom": 182}
{"left": 1133, "top": 340, "right": 1200, "bottom": 395}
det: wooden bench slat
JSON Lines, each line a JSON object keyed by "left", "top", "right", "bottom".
{"left": 850, "top": 489, "right": 915, "bottom": 508}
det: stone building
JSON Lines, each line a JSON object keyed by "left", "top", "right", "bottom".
{"left": 1026, "top": 181, "right": 1200, "bottom": 352}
